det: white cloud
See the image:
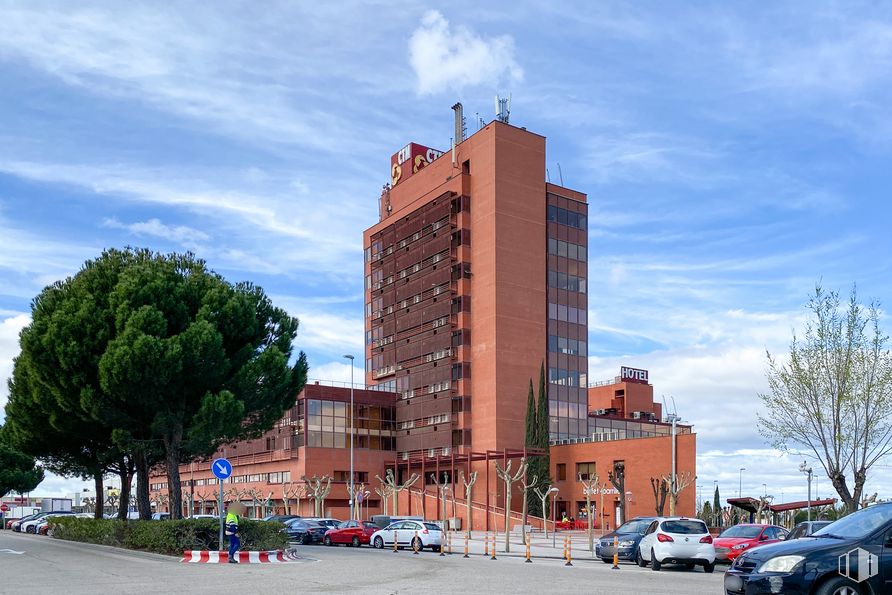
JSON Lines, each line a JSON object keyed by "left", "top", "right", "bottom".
{"left": 409, "top": 11, "right": 523, "bottom": 95}
{"left": 102, "top": 217, "right": 210, "bottom": 249}
{"left": 0, "top": 312, "right": 29, "bottom": 418}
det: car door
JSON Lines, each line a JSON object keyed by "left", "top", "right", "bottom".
{"left": 399, "top": 521, "right": 420, "bottom": 546}
{"left": 882, "top": 527, "right": 892, "bottom": 593}
{"left": 342, "top": 520, "right": 359, "bottom": 543}
{"left": 384, "top": 522, "right": 405, "bottom": 545}
{"left": 640, "top": 520, "right": 658, "bottom": 560}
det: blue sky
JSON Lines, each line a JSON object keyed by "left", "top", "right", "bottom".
{"left": 1, "top": 1, "right": 891, "bottom": 504}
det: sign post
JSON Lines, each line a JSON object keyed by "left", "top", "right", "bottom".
{"left": 212, "top": 458, "right": 232, "bottom": 551}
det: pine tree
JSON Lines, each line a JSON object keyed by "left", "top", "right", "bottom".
{"left": 524, "top": 379, "right": 539, "bottom": 516}
{"left": 532, "top": 362, "right": 551, "bottom": 517}
{"left": 714, "top": 485, "right": 722, "bottom": 527}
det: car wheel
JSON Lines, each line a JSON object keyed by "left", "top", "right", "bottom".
{"left": 684, "top": 563, "right": 695, "bottom": 570}
{"left": 650, "top": 550, "right": 661, "bottom": 571}
{"left": 352, "top": 536, "right": 361, "bottom": 548}
{"left": 373, "top": 536, "right": 384, "bottom": 549}
{"left": 324, "top": 536, "right": 332, "bottom": 546}
{"left": 432, "top": 545, "right": 441, "bottom": 552}
{"left": 601, "top": 557, "right": 612, "bottom": 564}
{"left": 636, "top": 549, "right": 647, "bottom": 567}
{"left": 301, "top": 534, "right": 311, "bottom": 545}
{"left": 26, "top": 526, "right": 35, "bottom": 534}
{"left": 703, "top": 562, "right": 715, "bottom": 574}
{"left": 411, "top": 537, "right": 422, "bottom": 552}
{"left": 815, "top": 577, "right": 863, "bottom": 595}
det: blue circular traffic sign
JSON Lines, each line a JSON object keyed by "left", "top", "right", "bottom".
{"left": 211, "top": 458, "right": 232, "bottom": 480}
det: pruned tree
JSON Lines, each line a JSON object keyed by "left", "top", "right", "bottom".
{"left": 755, "top": 495, "right": 773, "bottom": 524}
{"left": 533, "top": 485, "right": 554, "bottom": 538}
{"left": 608, "top": 461, "right": 626, "bottom": 525}
{"left": 225, "top": 486, "right": 249, "bottom": 512}
{"left": 459, "top": 470, "right": 477, "bottom": 536}
{"left": 861, "top": 492, "right": 878, "bottom": 509}
{"left": 151, "top": 491, "right": 169, "bottom": 513}
{"left": 758, "top": 285, "right": 892, "bottom": 513}
{"left": 282, "top": 481, "right": 305, "bottom": 516}
{"left": 650, "top": 477, "right": 669, "bottom": 516}
{"left": 248, "top": 488, "right": 274, "bottom": 518}
{"left": 374, "top": 485, "right": 391, "bottom": 516}
{"left": 375, "top": 469, "right": 418, "bottom": 515}
{"left": 430, "top": 473, "right": 450, "bottom": 529}
{"left": 579, "top": 473, "right": 599, "bottom": 553}
{"left": 520, "top": 470, "right": 538, "bottom": 542}
{"left": 303, "top": 475, "right": 332, "bottom": 516}
{"left": 495, "top": 457, "right": 527, "bottom": 553}
{"left": 195, "top": 488, "right": 215, "bottom": 515}
{"left": 663, "top": 471, "right": 695, "bottom": 516}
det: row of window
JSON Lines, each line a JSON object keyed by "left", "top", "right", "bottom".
{"left": 548, "top": 335, "right": 587, "bottom": 357}
{"left": 547, "top": 205, "right": 587, "bottom": 231}
{"left": 304, "top": 431, "right": 396, "bottom": 450}
{"left": 554, "top": 462, "right": 596, "bottom": 481}
{"left": 548, "top": 238, "right": 587, "bottom": 262}
{"left": 548, "top": 367, "right": 588, "bottom": 387}
{"left": 548, "top": 302, "right": 587, "bottom": 325}
{"left": 548, "top": 271, "right": 586, "bottom": 293}
{"left": 332, "top": 470, "right": 370, "bottom": 483}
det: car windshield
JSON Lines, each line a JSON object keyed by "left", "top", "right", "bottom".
{"left": 661, "top": 520, "right": 707, "bottom": 534}
{"left": 617, "top": 519, "right": 652, "bottom": 534}
{"left": 719, "top": 525, "right": 763, "bottom": 538}
{"left": 814, "top": 505, "right": 892, "bottom": 539}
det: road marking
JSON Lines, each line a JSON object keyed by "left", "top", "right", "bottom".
{"left": 0, "top": 549, "right": 25, "bottom": 555}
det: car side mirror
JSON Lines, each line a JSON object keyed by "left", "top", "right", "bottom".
{"left": 759, "top": 535, "right": 769, "bottom": 541}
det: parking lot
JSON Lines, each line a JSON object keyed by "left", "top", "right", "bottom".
{"left": 1, "top": 530, "right": 725, "bottom": 594}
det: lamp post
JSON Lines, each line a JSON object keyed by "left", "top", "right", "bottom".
{"left": 343, "top": 354, "right": 355, "bottom": 516}
{"left": 738, "top": 467, "right": 746, "bottom": 498}
{"left": 798, "top": 462, "right": 813, "bottom": 522}
{"left": 552, "top": 489, "right": 559, "bottom": 549}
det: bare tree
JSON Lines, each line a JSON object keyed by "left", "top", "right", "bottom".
{"left": 459, "top": 470, "right": 477, "bottom": 537}
{"left": 608, "top": 461, "right": 626, "bottom": 525}
{"left": 755, "top": 494, "right": 773, "bottom": 524}
{"left": 195, "top": 488, "right": 214, "bottom": 515}
{"left": 374, "top": 485, "right": 390, "bottom": 516}
{"left": 302, "top": 475, "right": 332, "bottom": 516}
{"left": 282, "top": 482, "right": 305, "bottom": 516}
{"left": 759, "top": 285, "right": 892, "bottom": 513}
{"left": 663, "top": 471, "right": 695, "bottom": 516}
{"left": 495, "top": 457, "right": 527, "bottom": 553}
{"left": 650, "top": 477, "right": 669, "bottom": 516}
{"left": 519, "top": 470, "right": 538, "bottom": 543}
{"left": 375, "top": 469, "right": 419, "bottom": 515}
{"left": 247, "top": 488, "right": 274, "bottom": 518}
{"left": 579, "top": 474, "right": 599, "bottom": 553}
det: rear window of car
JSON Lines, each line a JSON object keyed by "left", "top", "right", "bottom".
{"left": 661, "top": 520, "right": 707, "bottom": 534}
{"left": 424, "top": 523, "right": 442, "bottom": 532}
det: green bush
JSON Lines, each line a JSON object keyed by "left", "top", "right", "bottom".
{"left": 49, "top": 517, "right": 287, "bottom": 556}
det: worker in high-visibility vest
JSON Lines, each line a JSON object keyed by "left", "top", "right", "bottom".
{"left": 225, "top": 502, "right": 244, "bottom": 563}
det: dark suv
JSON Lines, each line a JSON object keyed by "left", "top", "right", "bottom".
{"left": 596, "top": 517, "right": 658, "bottom": 563}
{"left": 724, "top": 503, "right": 892, "bottom": 594}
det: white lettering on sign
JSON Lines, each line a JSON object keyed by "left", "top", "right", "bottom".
{"left": 620, "top": 366, "right": 649, "bottom": 382}
{"left": 397, "top": 144, "right": 412, "bottom": 166}
{"left": 426, "top": 148, "right": 444, "bottom": 162}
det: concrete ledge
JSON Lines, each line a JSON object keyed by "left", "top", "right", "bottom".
{"left": 181, "top": 550, "right": 300, "bottom": 563}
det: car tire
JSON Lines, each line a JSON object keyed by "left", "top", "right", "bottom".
{"left": 601, "top": 557, "right": 612, "bottom": 564}
{"left": 636, "top": 549, "right": 647, "bottom": 567}
{"left": 373, "top": 536, "right": 384, "bottom": 549}
{"left": 814, "top": 576, "right": 863, "bottom": 595}
{"left": 411, "top": 537, "right": 422, "bottom": 552}
{"left": 324, "top": 536, "right": 332, "bottom": 546}
{"left": 301, "top": 534, "right": 311, "bottom": 545}
{"left": 685, "top": 563, "right": 695, "bottom": 570}
{"left": 651, "top": 550, "right": 661, "bottom": 571}
{"left": 352, "top": 536, "right": 361, "bottom": 548}
{"left": 26, "top": 526, "right": 35, "bottom": 534}
{"left": 432, "top": 545, "right": 441, "bottom": 553}
{"left": 703, "top": 562, "right": 715, "bottom": 574}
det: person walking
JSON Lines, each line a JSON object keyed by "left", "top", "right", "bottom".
{"left": 225, "top": 502, "right": 245, "bottom": 564}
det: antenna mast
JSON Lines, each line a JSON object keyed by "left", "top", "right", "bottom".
{"left": 495, "top": 93, "right": 511, "bottom": 123}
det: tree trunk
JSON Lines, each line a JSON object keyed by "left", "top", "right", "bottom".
{"left": 164, "top": 426, "right": 184, "bottom": 520}
{"left": 504, "top": 491, "right": 511, "bottom": 552}
{"left": 466, "top": 495, "right": 472, "bottom": 538}
{"left": 521, "top": 493, "right": 528, "bottom": 543}
{"left": 94, "top": 472, "right": 104, "bottom": 519}
{"left": 829, "top": 470, "right": 857, "bottom": 513}
{"left": 116, "top": 457, "right": 134, "bottom": 521}
{"left": 134, "top": 446, "right": 152, "bottom": 520}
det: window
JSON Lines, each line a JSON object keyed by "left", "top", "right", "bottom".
{"left": 576, "top": 462, "right": 596, "bottom": 481}
{"left": 556, "top": 464, "right": 566, "bottom": 481}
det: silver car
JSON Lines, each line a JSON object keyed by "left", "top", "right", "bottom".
{"left": 371, "top": 520, "right": 443, "bottom": 552}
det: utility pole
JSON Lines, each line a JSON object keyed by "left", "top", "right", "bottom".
{"left": 344, "top": 354, "right": 355, "bottom": 517}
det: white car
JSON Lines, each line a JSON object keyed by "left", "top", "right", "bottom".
{"left": 21, "top": 511, "right": 75, "bottom": 533}
{"left": 637, "top": 517, "right": 716, "bottom": 573}
{"left": 371, "top": 520, "right": 444, "bottom": 552}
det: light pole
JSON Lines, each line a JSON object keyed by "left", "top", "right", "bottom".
{"left": 552, "top": 489, "right": 559, "bottom": 549}
{"left": 799, "top": 462, "right": 813, "bottom": 522}
{"left": 343, "top": 354, "right": 355, "bottom": 517}
{"left": 666, "top": 410, "right": 679, "bottom": 511}
{"left": 738, "top": 468, "right": 746, "bottom": 498}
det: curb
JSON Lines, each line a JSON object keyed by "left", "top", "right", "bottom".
{"left": 181, "top": 549, "right": 300, "bottom": 563}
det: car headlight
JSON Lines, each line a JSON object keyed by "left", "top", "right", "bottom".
{"left": 758, "top": 555, "right": 805, "bottom": 573}
{"left": 619, "top": 540, "right": 635, "bottom": 547}
{"left": 731, "top": 543, "right": 749, "bottom": 550}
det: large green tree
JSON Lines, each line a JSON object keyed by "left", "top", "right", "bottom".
{"left": 524, "top": 379, "right": 537, "bottom": 515}
{"left": 527, "top": 363, "right": 551, "bottom": 518}
{"left": 0, "top": 431, "right": 44, "bottom": 498}
{"left": 758, "top": 285, "right": 892, "bottom": 513}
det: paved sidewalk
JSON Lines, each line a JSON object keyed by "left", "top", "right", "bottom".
{"left": 435, "top": 529, "right": 609, "bottom": 561}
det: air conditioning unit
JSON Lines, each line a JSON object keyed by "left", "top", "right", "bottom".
{"left": 594, "top": 408, "right": 608, "bottom": 416}
{"left": 632, "top": 411, "right": 643, "bottom": 419}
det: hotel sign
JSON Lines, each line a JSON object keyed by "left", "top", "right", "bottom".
{"left": 391, "top": 143, "right": 444, "bottom": 186}
{"left": 620, "top": 366, "right": 649, "bottom": 383}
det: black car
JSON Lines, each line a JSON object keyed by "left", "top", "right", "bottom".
{"left": 595, "top": 517, "right": 658, "bottom": 563}
{"left": 787, "top": 520, "right": 832, "bottom": 540}
{"left": 724, "top": 503, "right": 892, "bottom": 595}
{"left": 285, "top": 519, "right": 327, "bottom": 545}
{"left": 262, "top": 514, "right": 300, "bottom": 523}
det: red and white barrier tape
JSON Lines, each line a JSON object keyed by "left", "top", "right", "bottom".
{"left": 181, "top": 550, "right": 300, "bottom": 563}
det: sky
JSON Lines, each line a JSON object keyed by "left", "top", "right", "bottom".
{"left": 1, "top": 1, "right": 891, "bottom": 505}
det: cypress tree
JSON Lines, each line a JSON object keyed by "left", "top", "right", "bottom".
{"left": 532, "top": 362, "right": 551, "bottom": 517}
{"left": 524, "top": 378, "right": 539, "bottom": 516}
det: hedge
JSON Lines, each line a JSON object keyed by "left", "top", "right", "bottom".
{"left": 49, "top": 517, "right": 287, "bottom": 556}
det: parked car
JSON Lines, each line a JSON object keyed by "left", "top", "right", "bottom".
{"left": 285, "top": 519, "right": 328, "bottom": 545}
{"left": 370, "top": 520, "right": 444, "bottom": 552}
{"left": 190, "top": 514, "right": 219, "bottom": 519}
{"left": 724, "top": 503, "right": 892, "bottom": 595}
{"left": 714, "top": 524, "right": 788, "bottom": 563}
{"left": 38, "top": 512, "right": 91, "bottom": 535}
{"left": 786, "top": 520, "right": 831, "bottom": 540}
{"left": 324, "top": 520, "right": 379, "bottom": 547}
{"left": 596, "top": 516, "right": 658, "bottom": 563}
{"left": 261, "top": 514, "right": 300, "bottom": 523}
{"left": 151, "top": 512, "right": 170, "bottom": 521}
{"left": 21, "top": 511, "right": 76, "bottom": 533}
{"left": 10, "top": 513, "right": 42, "bottom": 531}
{"left": 303, "top": 517, "right": 341, "bottom": 530}
{"left": 637, "top": 517, "right": 716, "bottom": 573}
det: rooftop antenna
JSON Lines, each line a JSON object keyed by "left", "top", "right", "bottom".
{"left": 495, "top": 93, "right": 511, "bottom": 123}
{"left": 557, "top": 162, "right": 564, "bottom": 186}
{"left": 546, "top": 168, "right": 551, "bottom": 183}
{"left": 451, "top": 102, "right": 466, "bottom": 143}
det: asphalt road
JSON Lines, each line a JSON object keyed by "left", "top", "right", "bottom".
{"left": 0, "top": 531, "right": 726, "bottom": 594}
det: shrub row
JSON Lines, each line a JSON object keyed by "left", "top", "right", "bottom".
{"left": 49, "top": 517, "right": 287, "bottom": 555}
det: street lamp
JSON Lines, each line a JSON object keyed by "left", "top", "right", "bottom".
{"left": 739, "top": 468, "right": 746, "bottom": 498}
{"left": 343, "top": 354, "right": 355, "bottom": 516}
{"left": 551, "top": 488, "right": 560, "bottom": 549}
{"left": 666, "top": 410, "right": 680, "bottom": 507}
{"left": 798, "top": 461, "right": 813, "bottom": 522}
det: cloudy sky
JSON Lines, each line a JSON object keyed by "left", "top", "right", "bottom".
{"left": 2, "top": 1, "right": 891, "bottom": 504}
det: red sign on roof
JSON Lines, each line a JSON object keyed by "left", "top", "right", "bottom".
{"left": 390, "top": 143, "right": 444, "bottom": 186}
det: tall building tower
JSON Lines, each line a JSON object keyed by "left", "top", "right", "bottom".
{"left": 364, "top": 119, "right": 588, "bottom": 461}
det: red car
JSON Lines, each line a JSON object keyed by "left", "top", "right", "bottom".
{"left": 714, "top": 523, "right": 788, "bottom": 562}
{"left": 323, "top": 520, "right": 378, "bottom": 547}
